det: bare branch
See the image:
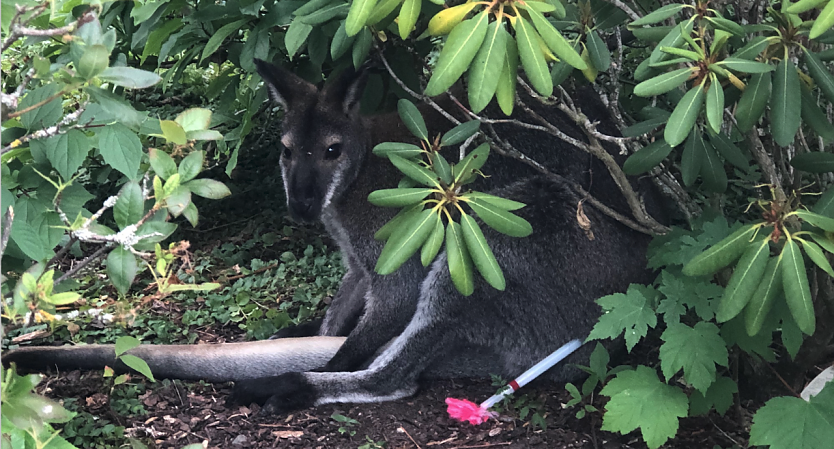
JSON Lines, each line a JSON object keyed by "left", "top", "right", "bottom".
{"left": 0, "top": 206, "right": 14, "bottom": 258}
{"left": 603, "top": 0, "right": 643, "bottom": 21}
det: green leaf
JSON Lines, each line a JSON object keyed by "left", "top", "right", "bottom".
{"left": 375, "top": 209, "right": 437, "bottom": 274}
{"left": 201, "top": 19, "right": 247, "bottom": 62}
{"left": 184, "top": 179, "right": 232, "bottom": 199}
{"left": 683, "top": 224, "right": 761, "bottom": 276}
{"left": 428, "top": 2, "right": 481, "bottom": 36}
{"left": 453, "top": 143, "right": 490, "bottom": 184}
{"left": 441, "top": 120, "right": 481, "bottom": 146}
{"left": 159, "top": 120, "right": 187, "bottom": 145}
{"left": 550, "top": 59, "right": 574, "bottom": 87}
{"left": 299, "top": 3, "right": 350, "bottom": 25}
{"left": 586, "top": 30, "right": 610, "bottom": 71}
{"left": 629, "top": 4, "right": 686, "bottom": 26}
{"left": 107, "top": 246, "right": 137, "bottom": 295}
{"left": 345, "top": 0, "right": 378, "bottom": 36}
{"left": 804, "top": 48, "right": 834, "bottom": 105}
{"left": 165, "top": 186, "right": 191, "bottom": 217}
{"left": 660, "top": 322, "right": 728, "bottom": 393}
{"left": 680, "top": 131, "right": 702, "bottom": 187}
{"left": 425, "top": 11, "right": 489, "bottom": 96}
{"left": 527, "top": 7, "right": 585, "bottom": 70}
{"left": 421, "top": 215, "right": 445, "bottom": 267}
{"left": 98, "top": 67, "right": 162, "bottom": 89}
{"left": 294, "top": 0, "right": 335, "bottom": 16}
{"left": 649, "top": 18, "right": 695, "bottom": 65}
{"left": 463, "top": 191, "right": 525, "bottom": 211}
{"left": 699, "top": 137, "right": 727, "bottom": 193}
{"left": 633, "top": 67, "right": 693, "bottom": 97}
{"left": 45, "top": 292, "right": 81, "bottom": 306}
{"left": 375, "top": 204, "right": 421, "bottom": 240}
{"left": 285, "top": 18, "right": 313, "bottom": 59}
{"left": 468, "top": 21, "right": 507, "bottom": 113}
{"left": 461, "top": 213, "right": 505, "bottom": 290}
{"left": 331, "top": 21, "right": 356, "bottom": 60}
{"left": 600, "top": 366, "right": 689, "bottom": 449}
{"left": 148, "top": 148, "right": 177, "bottom": 180}
{"left": 715, "top": 238, "right": 770, "bottom": 323}
{"left": 717, "top": 57, "right": 774, "bottom": 74}
{"left": 495, "top": 35, "right": 518, "bottom": 115}
{"left": 398, "top": 0, "right": 420, "bottom": 39}
{"left": 771, "top": 58, "right": 801, "bottom": 146}
{"left": 814, "top": 185, "right": 834, "bottom": 216}
{"left": 388, "top": 154, "right": 441, "bottom": 187}
{"left": 810, "top": 0, "right": 834, "bottom": 40}
{"left": 689, "top": 376, "right": 737, "bottom": 417}
{"left": 732, "top": 36, "right": 770, "bottom": 60}
{"left": 749, "top": 381, "right": 834, "bottom": 449}
{"left": 800, "top": 86, "right": 834, "bottom": 142}
{"left": 115, "top": 335, "right": 140, "bottom": 356}
{"left": 623, "top": 140, "right": 673, "bottom": 175}
{"left": 114, "top": 182, "right": 144, "bottom": 230}
{"left": 175, "top": 108, "right": 212, "bottom": 132}
{"left": 446, "top": 220, "right": 474, "bottom": 296}
{"left": 587, "top": 285, "right": 658, "bottom": 351}
{"left": 705, "top": 16, "right": 744, "bottom": 36}
{"left": 432, "top": 152, "right": 453, "bottom": 185}
{"left": 798, "top": 238, "right": 834, "bottom": 277}
{"left": 665, "top": 84, "right": 704, "bottom": 147}
{"left": 781, "top": 239, "right": 816, "bottom": 335}
{"left": 120, "top": 354, "right": 156, "bottom": 382}
{"left": 373, "top": 142, "right": 425, "bottom": 158}
{"left": 397, "top": 99, "right": 429, "bottom": 142}
{"left": 708, "top": 132, "right": 749, "bottom": 171}
{"left": 368, "top": 188, "right": 434, "bottom": 207}
{"left": 352, "top": 27, "right": 373, "bottom": 68}
{"left": 98, "top": 123, "right": 142, "bottom": 180}
{"left": 367, "top": 0, "right": 402, "bottom": 25}
{"left": 705, "top": 76, "right": 724, "bottom": 134}
{"left": 786, "top": 0, "right": 829, "bottom": 14}
{"left": 178, "top": 150, "right": 204, "bottom": 182}
{"left": 795, "top": 210, "right": 834, "bottom": 232}
{"left": 77, "top": 44, "right": 109, "bottom": 80}
{"left": 513, "top": 15, "right": 552, "bottom": 96}
{"left": 20, "top": 84, "right": 62, "bottom": 131}
{"left": 744, "top": 256, "right": 782, "bottom": 336}
{"left": 734, "top": 72, "right": 771, "bottom": 131}
{"left": 468, "top": 198, "right": 532, "bottom": 237}
{"left": 141, "top": 18, "right": 183, "bottom": 65}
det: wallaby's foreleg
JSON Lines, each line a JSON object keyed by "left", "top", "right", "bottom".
{"left": 318, "top": 267, "right": 368, "bottom": 336}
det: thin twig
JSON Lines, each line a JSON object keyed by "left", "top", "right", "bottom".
{"left": 46, "top": 236, "right": 78, "bottom": 269}
{"left": 603, "top": 0, "right": 643, "bottom": 21}
{"left": 397, "top": 426, "right": 422, "bottom": 449}
{"left": 55, "top": 243, "right": 112, "bottom": 285}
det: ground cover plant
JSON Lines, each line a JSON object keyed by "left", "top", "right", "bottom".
{"left": 2, "top": 0, "right": 834, "bottom": 447}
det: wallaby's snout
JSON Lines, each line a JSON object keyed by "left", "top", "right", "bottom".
{"left": 285, "top": 165, "right": 322, "bottom": 222}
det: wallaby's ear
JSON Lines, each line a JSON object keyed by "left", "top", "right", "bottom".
{"left": 322, "top": 67, "right": 369, "bottom": 116}
{"left": 254, "top": 59, "right": 317, "bottom": 111}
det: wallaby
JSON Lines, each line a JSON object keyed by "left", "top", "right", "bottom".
{"left": 4, "top": 59, "right": 659, "bottom": 415}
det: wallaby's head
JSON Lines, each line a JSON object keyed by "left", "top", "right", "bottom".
{"left": 255, "top": 59, "right": 369, "bottom": 223}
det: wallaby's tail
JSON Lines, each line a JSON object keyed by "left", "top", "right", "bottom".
{"left": 3, "top": 337, "right": 346, "bottom": 382}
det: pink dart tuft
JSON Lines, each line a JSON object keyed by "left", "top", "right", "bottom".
{"left": 445, "top": 398, "right": 496, "bottom": 425}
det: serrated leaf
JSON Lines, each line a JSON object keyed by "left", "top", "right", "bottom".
{"left": 114, "top": 182, "right": 144, "bottom": 230}
{"left": 178, "top": 150, "right": 203, "bottom": 182}
{"left": 744, "top": 256, "right": 782, "bottom": 336}
{"left": 749, "top": 382, "right": 834, "bottom": 449}
{"left": 810, "top": 0, "right": 834, "bottom": 40}
{"left": 368, "top": 188, "right": 434, "bottom": 207}
{"left": 735, "top": 72, "right": 771, "bottom": 131}
{"left": 700, "top": 137, "right": 727, "bottom": 193}
{"left": 630, "top": 4, "right": 686, "bottom": 26}
{"left": 441, "top": 121, "right": 481, "bottom": 147}
{"left": 107, "top": 246, "right": 137, "bottom": 295}
{"left": 428, "top": 2, "right": 480, "bottom": 36}
{"left": 527, "top": 7, "right": 585, "bottom": 70}
{"left": 665, "top": 84, "right": 704, "bottom": 147}
{"left": 120, "top": 354, "right": 155, "bottom": 382}
{"left": 425, "top": 12, "right": 489, "bottom": 96}
{"left": 633, "top": 67, "right": 693, "bottom": 97}
{"left": 463, "top": 192, "right": 525, "bottom": 211}
{"left": 184, "top": 179, "right": 231, "bottom": 199}
{"left": 468, "top": 21, "right": 507, "bottom": 113}
{"left": 375, "top": 209, "right": 436, "bottom": 274}
{"left": 421, "top": 215, "right": 445, "bottom": 266}
{"left": 600, "top": 366, "right": 689, "bottom": 449}
{"left": 587, "top": 285, "right": 658, "bottom": 351}
{"left": 461, "top": 213, "right": 505, "bottom": 290}
{"left": 513, "top": 16, "right": 552, "bottom": 96}
{"left": 771, "top": 58, "right": 801, "bottom": 146}
{"left": 623, "top": 140, "right": 673, "bottom": 175}
{"left": 98, "top": 67, "right": 162, "bottom": 89}
{"left": 660, "top": 322, "right": 728, "bottom": 393}
{"left": 468, "top": 198, "right": 532, "bottom": 237}
{"left": 397, "top": 99, "right": 429, "bottom": 142}
{"left": 705, "top": 76, "right": 724, "bottom": 134}
{"left": 446, "top": 220, "right": 474, "bottom": 295}
{"left": 683, "top": 224, "right": 761, "bottom": 276}
{"left": 345, "top": 0, "right": 378, "bottom": 36}
{"left": 689, "top": 376, "right": 737, "bottom": 417}
{"left": 20, "top": 85, "right": 62, "bottom": 131}
{"left": 495, "top": 35, "right": 518, "bottom": 115}
{"left": 716, "top": 238, "right": 770, "bottom": 323}
{"left": 796, "top": 210, "right": 834, "bottom": 232}
{"left": 781, "top": 239, "right": 816, "bottom": 335}
{"left": 98, "top": 123, "right": 142, "bottom": 180}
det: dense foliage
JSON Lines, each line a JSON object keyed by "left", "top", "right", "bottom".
{"left": 2, "top": 0, "right": 834, "bottom": 447}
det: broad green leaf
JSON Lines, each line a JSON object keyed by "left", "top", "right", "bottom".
{"left": 526, "top": 7, "right": 585, "bottom": 70}
{"left": 463, "top": 191, "right": 525, "bottom": 211}
{"left": 513, "top": 16, "right": 552, "bottom": 96}
{"left": 781, "top": 239, "right": 816, "bottom": 335}
{"left": 468, "top": 21, "right": 507, "bottom": 113}
{"left": 791, "top": 153, "right": 834, "bottom": 173}
{"left": 182, "top": 201, "right": 199, "bottom": 227}
{"left": 389, "top": 154, "right": 441, "bottom": 187}
{"left": 375, "top": 209, "right": 436, "bottom": 274}
{"left": 689, "top": 376, "right": 737, "bottom": 417}
{"left": 98, "top": 123, "right": 142, "bottom": 179}
{"left": 629, "top": 4, "right": 686, "bottom": 26}
{"left": 175, "top": 108, "right": 212, "bottom": 132}
{"left": 700, "top": 137, "right": 727, "bottom": 193}
{"left": 446, "top": 220, "right": 474, "bottom": 296}
{"left": 201, "top": 19, "right": 247, "bottom": 62}
{"left": 798, "top": 238, "right": 834, "bottom": 277}
{"left": 441, "top": 120, "right": 481, "bottom": 146}
{"left": 468, "top": 198, "right": 532, "bottom": 237}
{"left": 814, "top": 185, "right": 834, "bottom": 216}
{"left": 732, "top": 36, "right": 770, "bottom": 60}
{"left": 586, "top": 30, "right": 610, "bottom": 71}
{"left": 649, "top": 18, "right": 695, "bottom": 65}
{"left": 749, "top": 373, "right": 834, "bottom": 449}
{"left": 705, "top": 76, "right": 724, "bottom": 134}
{"left": 107, "top": 245, "right": 137, "bottom": 295}
{"left": 428, "top": 2, "right": 480, "bottom": 36}
{"left": 285, "top": 18, "right": 313, "bottom": 59}
{"left": 680, "top": 130, "right": 703, "bottom": 187}
{"left": 800, "top": 86, "right": 834, "bottom": 141}
{"left": 665, "top": 83, "right": 704, "bottom": 147}
{"left": 141, "top": 17, "right": 183, "bottom": 65}
{"left": 368, "top": 188, "right": 434, "bottom": 207}
{"left": 550, "top": 59, "right": 573, "bottom": 87}
{"left": 708, "top": 132, "right": 749, "bottom": 171}
{"left": 735, "top": 72, "right": 771, "bottom": 131}
{"left": 796, "top": 210, "right": 834, "bottom": 232}
{"left": 622, "top": 115, "right": 669, "bottom": 137}
{"left": 367, "top": 0, "right": 402, "bottom": 25}
{"left": 631, "top": 26, "right": 674, "bottom": 42}
{"left": 810, "top": 0, "right": 834, "bottom": 39}
{"left": 293, "top": 0, "right": 335, "bottom": 16}
{"left": 744, "top": 256, "right": 782, "bottom": 336}
{"left": 786, "top": 0, "right": 828, "bottom": 14}
{"left": 587, "top": 285, "right": 658, "bottom": 351}
{"left": 373, "top": 142, "right": 424, "bottom": 158}
{"left": 600, "top": 366, "right": 689, "bottom": 449}
{"left": 165, "top": 186, "right": 191, "bottom": 217}
{"left": 115, "top": 335, "right": 140, "bottom": 356}
{"left": 148, "top": 148, "right": 177, "bottom": 180}
{"left": 461, "top": 213, "right": 505, "bottom": 290}
{"left": 299, "top": 3, "right": 349, "bottom": 25}
{"left": 705, "top": 16, "right": 744, "bottom": 36}
{"left": 352, "top": 27, "right": 373, "bottom": 68}
{"left": 716, "top": 238, "right": 769, "bottom": 323}
{"left": 375, "top": 204, "right": 421, "bottom": 240}
{"left": 771, "top": 58, "right": 801, "bottom": 146}
{"left": 20, "top": 85, "right": 62, "bottom": 131}
{"left": 682, "top": 224, "right": 761, "bottom": 276}
{"left": 77, "top": 44, "right": 109, "bottom": 80}
{"left": 804, "top": 48, "right": 834, "bottom": 104}
{"left": 98, "top": 67, "right": 162, "bottom": 89}
{"left": 453, "top": 143, "right": 490, "bottom": 184}
{"left": 717, "top": 57, "right": 774, "bottom": 73}
{"left": 421, "top": 215, "right": 445, "bottom": 266}
{"left": 660, "top": 322, "right": 728, "bottom": 393}
{"left": 633, "top": 67, "right": 693, "bottom": 97}
{"left": 495, "top": 35, "right": 519, "bottom": 115}
{"left": 345, "top": 0, "right": 378, "bottom": 36}
{"left": 159, "top": 120, "right": 187, "bottom": 145}
{"left": 331, "top": 21, "right": 356, "bottom": 60}
{"left": 432, "top": 152, "right": 453, "bottom": 185}
{"left": 114, "top": 182, "right": 144, "bottom": 230}
{"left": 46, "top": 292, "right": 81, "bottom": 306}
{"left": 397, "top": 99, "right": 429, "bottom": 142}
{"left": 622, "top": 140, "right": 673, "bottom": 175}
{"left": 184, "top": 179, "right": 231, "bottom": 199}
{"left": 178, "top": 150, "right": 204, "bottom": 182}
{"left": 398, "top": 0, "right": 420, "bottom": 39}
{"left": 48, "top": 130, "right": 90, "bottom": 180}
{"left": 425, "top": 12, "right": 489, "bottom": 96}
{"left": 120, "top": 354, "right": 156, "bottom": 382}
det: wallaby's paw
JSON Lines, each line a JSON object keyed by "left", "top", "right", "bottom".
{"left": 267, "top": 319, "right": 323, "bottom": 339}
{"left": 230, "top": 373, "right": 318, "bottom": 414}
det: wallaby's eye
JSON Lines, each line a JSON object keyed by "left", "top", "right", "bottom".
{"left": 282, "top": 146, "right": 292, "bottom": 159}
{"left": 325, "top": 144, "right": 342, "bottom": 160}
